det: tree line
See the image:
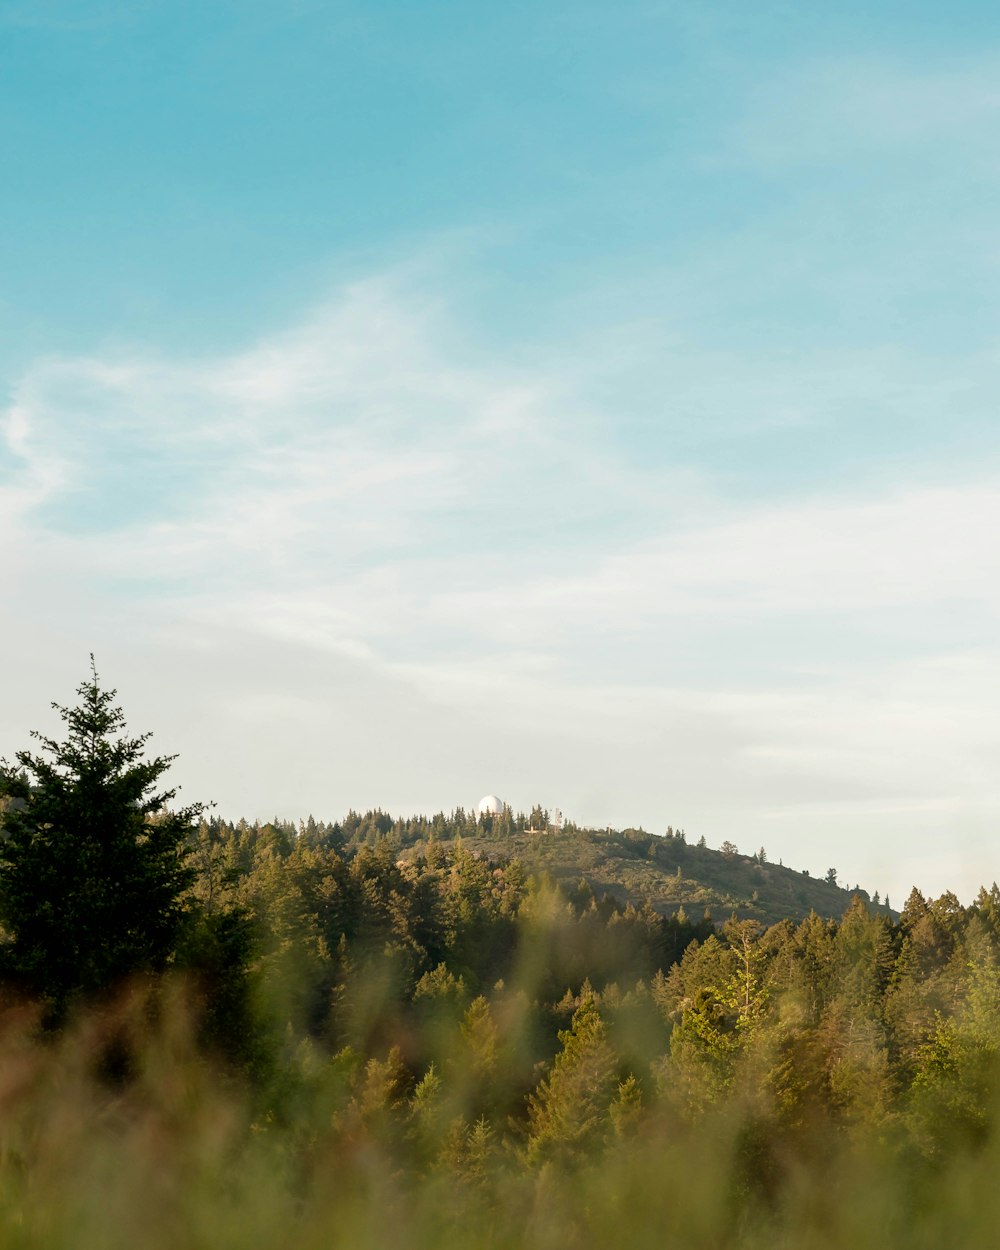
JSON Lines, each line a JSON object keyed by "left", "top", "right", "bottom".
{"left": 3, "top": 668, "right": 1000, "bottom": 1247}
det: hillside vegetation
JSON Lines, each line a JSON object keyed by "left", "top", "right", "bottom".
{"left": 460, "top": 823, "right": 887, "bottom": 926}
{"left": 2, "top": 674, "right": 997, "bottom": 1250}
{"left": 335, "top": 805, "right": 891, "bottom": 925}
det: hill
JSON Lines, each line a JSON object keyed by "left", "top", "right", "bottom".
{"left": 396, "top": 821, "right": 892, "bottom": 926}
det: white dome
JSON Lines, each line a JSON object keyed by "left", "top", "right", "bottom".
{"left": 478, "top": 794, "right": 505, "bottom": 816}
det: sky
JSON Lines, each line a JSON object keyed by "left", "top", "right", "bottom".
{"left": 2, "top": 0, "right": 1000, "bottom": 906}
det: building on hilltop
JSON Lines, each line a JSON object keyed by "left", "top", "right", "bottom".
{"left": 478, "top": 794, "right": 506, "bottom": 817}
{"left": 478, "top": 794, "right": 565, "bottom": 834}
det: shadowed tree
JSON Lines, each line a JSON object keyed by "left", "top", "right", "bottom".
{"left": 0, "top": 662, "right": 201, "bottom": 1014}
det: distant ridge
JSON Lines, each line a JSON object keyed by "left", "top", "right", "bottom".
{"left": 456, "top": 826, "right": 891, "bottom": 926}
{"left": 368, "top": 811, "right": 894, "bottom": 926}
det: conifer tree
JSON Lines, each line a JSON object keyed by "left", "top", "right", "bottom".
{"left": 526, "top": 994, "right": 619, "bottom": 1163}
{"left": 0, "top": 662, "right": 200, "bottom": 1012}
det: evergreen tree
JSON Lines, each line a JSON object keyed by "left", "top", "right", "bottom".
{"left": 0, "top": 663, "right": 201, "bottom": 1011}
{"left": 722, "top": 917, "right": 768, "bottom": 1037}
{"left": 526, "top": 994, "right": 620, "bottom": 1163}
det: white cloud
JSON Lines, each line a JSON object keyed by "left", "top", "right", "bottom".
{"left": 3, "top": 266, "right": 1000, "bottom": 904}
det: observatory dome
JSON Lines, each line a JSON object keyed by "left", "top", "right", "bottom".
{"left": 478, "top": 794, "right": 505, "bottom": 816}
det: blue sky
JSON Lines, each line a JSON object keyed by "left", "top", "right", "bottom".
{"left": 3, "top": 0, "right": 1000, "bottom": 904}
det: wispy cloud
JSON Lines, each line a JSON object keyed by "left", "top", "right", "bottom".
{"left": 4, "top": 264, "right": 997, "bottom": 673}
{"left": 728, "top": 54, "right": 1000, "bottom": 168}
{"left": 3, "top": 263, "right": 998, "bottom": 900}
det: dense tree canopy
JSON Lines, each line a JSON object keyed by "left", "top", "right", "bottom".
{"left": 4, "top": 675, "right": 1000, "bottom": 1248}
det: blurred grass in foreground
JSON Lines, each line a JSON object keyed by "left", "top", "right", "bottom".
{"left": 0, "top": 976, "right": 999, "bottom": 1250}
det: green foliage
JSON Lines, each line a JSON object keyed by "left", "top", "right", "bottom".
{"left": 6, "top": 955, "right": 1000, "bottom": 1250}
{"left": 436, "top": 823, "right": 879, "bottom": 927}
{"left": 7, "top": 682, "right": 1000, "bottom": 1246}
{"left": 0, "top": 664, "right": 201, "bottom": 1013}
{"left": 526, "top": 994, "right": 621, "bottom": 1163}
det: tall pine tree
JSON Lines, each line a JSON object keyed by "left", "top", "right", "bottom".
{"left": 0, "top": 662, "right": 200, "bottom": 1012}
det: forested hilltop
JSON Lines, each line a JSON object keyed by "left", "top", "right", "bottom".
{"left": 39, "top": 806, "right": 1000, "bottom": 1249}
{"left": 194, "top": 809, "right": 983, "bottom": 1115}
{"left": 283, "top": 803, "right": 892, "bottom": 925}
{"left": 3, "top": 673, "right": 1000, "bottom": 1250}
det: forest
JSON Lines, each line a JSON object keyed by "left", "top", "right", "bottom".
{"left": 1, "top": 673, "right": 999, "bottom": 1249}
